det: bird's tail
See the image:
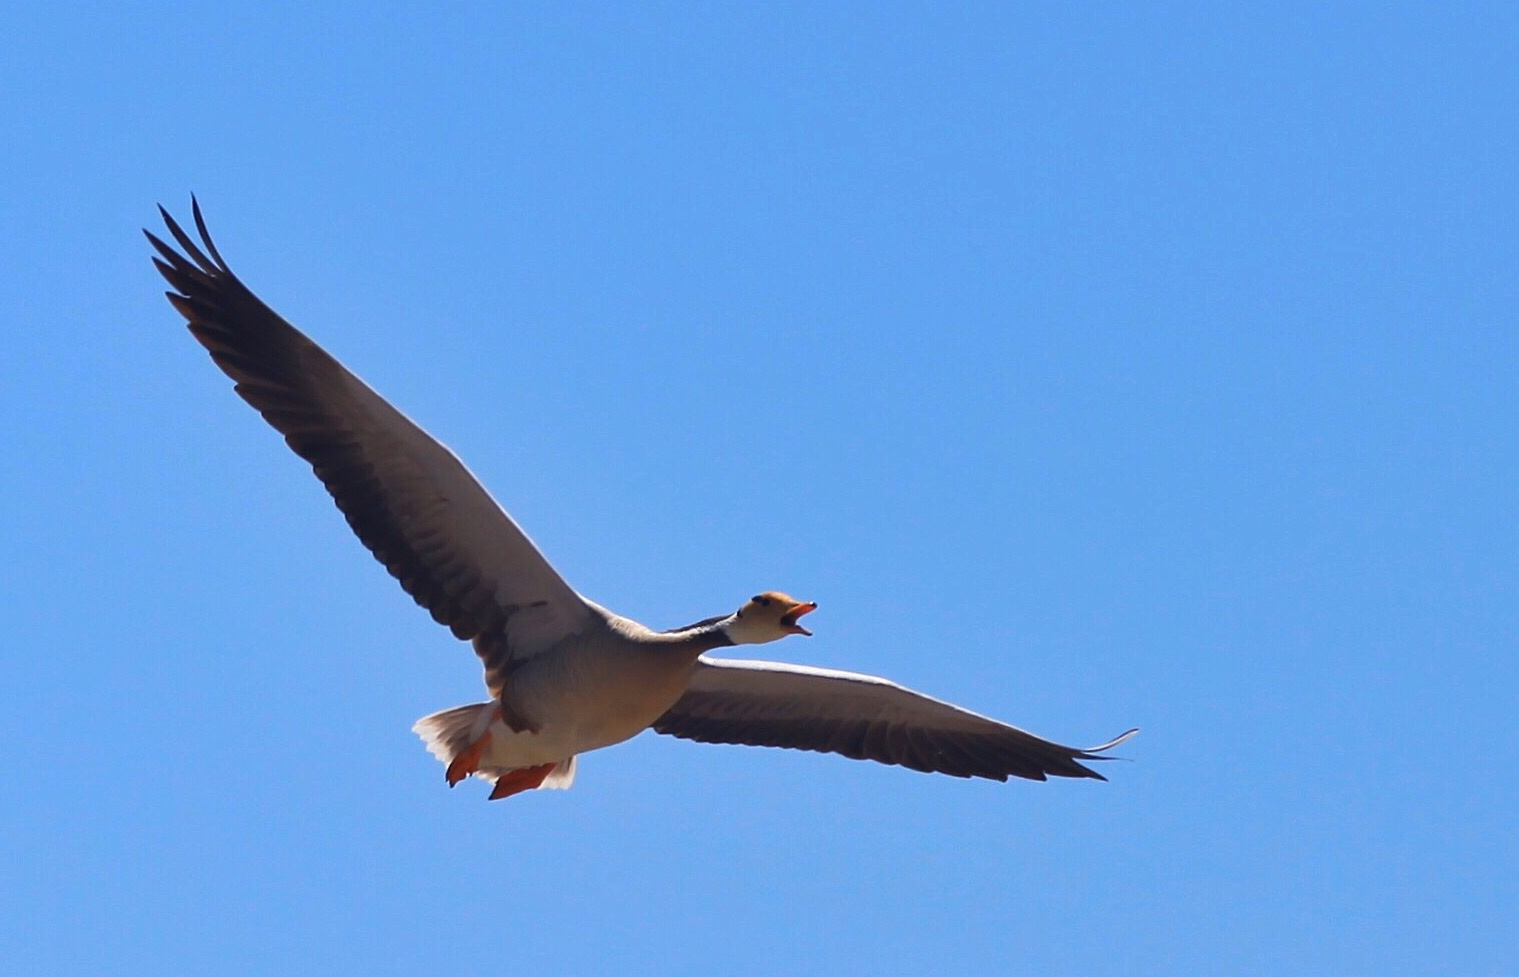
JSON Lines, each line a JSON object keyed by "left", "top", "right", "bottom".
{"left": 411, "top": 702, "right": 496, "bottom": 770}
{"left": 411, "top": 703, "right": 578, "bottom": 793}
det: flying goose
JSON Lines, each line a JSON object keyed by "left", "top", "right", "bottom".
{"left": 147, "top": 200, "right": 1136, "bottom": 801}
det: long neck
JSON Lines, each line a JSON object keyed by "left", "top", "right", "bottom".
{"left": 653, "top": 618, "right": 736, "bottom": 661}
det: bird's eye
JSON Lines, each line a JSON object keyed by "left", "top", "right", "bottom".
{"left": 758, "top": 595, "right": 771, "bottom": 607}
{"left": 751, "top": 595, "right": 763, "bottom": 604}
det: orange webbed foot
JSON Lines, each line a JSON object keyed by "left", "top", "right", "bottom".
{"left": 487, "top": 763, "right": 555, "bottom": 801}
{"left": 445, "top": 729, "right": 493, "bottom": 787}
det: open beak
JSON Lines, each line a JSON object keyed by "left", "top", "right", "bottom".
{"left": 780, "top": 601, "right": 818, "bottom": 636}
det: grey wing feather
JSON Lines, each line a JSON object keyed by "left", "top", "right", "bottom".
{"left": 653, "top": 657, "right": 1137, "bottom": 781}
{"left": 148, "top": 199, "right": 592, "bottom": 685}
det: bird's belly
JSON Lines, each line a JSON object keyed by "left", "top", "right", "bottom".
{"left": 490, "top": 649, "right": 692, "bottom": 764}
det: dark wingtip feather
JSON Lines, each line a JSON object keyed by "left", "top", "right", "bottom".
{"left": 143, "top": 229, "right": 176, "bottom": 264}
{"left": 1082, "top": 727, "right": 1140, "bottom": 756}
{"left": 158, "top": 200, "right": 219, "bottom": 274}
{"left": 190, "top": 195, "right": 229, "bottom": 269}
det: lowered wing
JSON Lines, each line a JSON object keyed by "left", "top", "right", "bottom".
{"left": 654, "top": 657, "right": 1137, "bottom": 781}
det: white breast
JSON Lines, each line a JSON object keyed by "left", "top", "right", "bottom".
{"left": 485, "top": 631, "right": 695, "bottom": 767}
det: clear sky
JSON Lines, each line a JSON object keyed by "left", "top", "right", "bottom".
{"left": 3, "top": 4, "right": 1516, "bottom": 975}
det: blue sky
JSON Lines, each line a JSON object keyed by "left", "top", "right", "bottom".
{"left": 3, "top": 4, "right": 1516, "bottom": 974}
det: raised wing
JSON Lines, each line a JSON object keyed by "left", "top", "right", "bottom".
{"left": 148, "top": 200, "right": 594, "bottom": 686}
{"left": 653, "top": 657, "right": 1137, "bottom": 781}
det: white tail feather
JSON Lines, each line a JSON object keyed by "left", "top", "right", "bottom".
{"left": 539, "top": 756, "right": 577, "bottom": 790}
{"left": 412, "top": 703, "right": 578, "bottom": 794}
{"left": 411, "top": 702, "right": 494, "bottom": 768}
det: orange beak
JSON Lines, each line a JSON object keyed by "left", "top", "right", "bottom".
{"left": 780, "top": 601, "right": 818, "bottom": 636}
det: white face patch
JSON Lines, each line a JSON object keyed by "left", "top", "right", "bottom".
{"left": 724, "top": 607, "right": 786, "bottom": 645}
{"left": 723, "top": 594, "right": 812, "bottom": 645}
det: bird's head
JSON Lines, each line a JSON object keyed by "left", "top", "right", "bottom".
{"left": 725, "top": 591, "right": 818, "bottom": 645}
